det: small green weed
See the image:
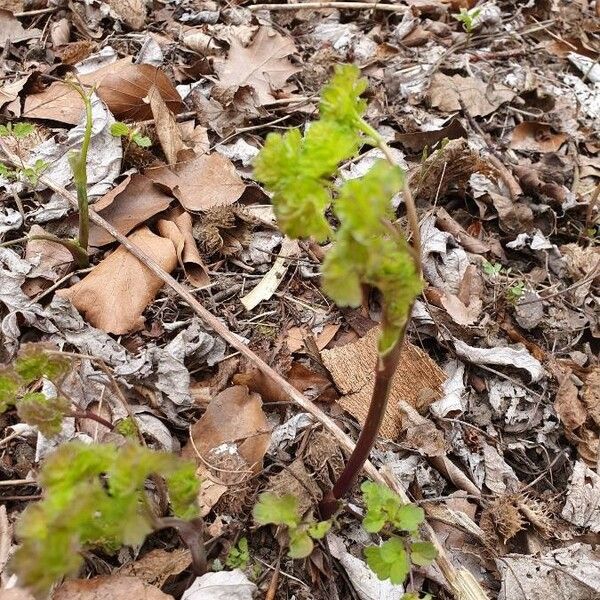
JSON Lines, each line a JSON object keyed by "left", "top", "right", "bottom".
{"left": 110, "top": 121, "right": 152, "bottom": 148}
{"left": 453, "top": 7, "right": 482, "bottom": 34}
{"left": 225, "top": 537, "right": 250, "bottom": 569}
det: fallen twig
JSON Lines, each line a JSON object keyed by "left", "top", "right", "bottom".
{"left": 0, "top": 140, "right": 489, "bottom": 600}
{"left": 248, "top": 1, "right": 408, "bottom": 12}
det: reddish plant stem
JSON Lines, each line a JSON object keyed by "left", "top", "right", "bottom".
{"left": 320, "top": 318, "right": 407, "bottom": 518}
{"left": 68, "top": 410, "right": 114, "bottom": 431}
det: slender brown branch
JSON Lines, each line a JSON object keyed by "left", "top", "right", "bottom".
{"left": 248, "top": 2, "right": 408, "bottom": 12}
{"left": 68, "top": 410, "right": 114, "bottom": 431}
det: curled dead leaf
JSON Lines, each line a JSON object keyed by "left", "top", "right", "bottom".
{"left": 510, "top": 122, "right": 568, "bottom": 153}
{"left": 52, "top": 575, "right": 171, "bottom": 600}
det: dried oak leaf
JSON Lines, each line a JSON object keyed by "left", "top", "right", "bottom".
{"left": 395, "top": 118, "right": 467, "bottom": 153}
{"left": 52, "top": 575, "right": 171, "bottom": 600}
{"left": 214, "top": 26, "right": 301, "bottom": 106}
{"left": 192, "top": 205, "right": 255, "bottom": 257}
{"left": 510, "top": 122, "right": 568, "bottom": 153}
{"left": 0, "top": 9, "right": 41, "bottom": 48}
{"left": 428, "top": 73, "right": 515, "bottom": 117}
{"left": 147, "top": 149, "right": 246, "bottom": 211}
{"left": 57, "top": 227, "right": 177, "bottom": 335}
{"left": 117, "top": 549, "right": 192, "bottom": 588}
{"left": 88, "top": 174, "right": 173, "bottom": 247}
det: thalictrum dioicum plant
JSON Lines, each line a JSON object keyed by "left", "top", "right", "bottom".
{"left": 253, "top": 492, "right": 332, "bottom": 558}
{"left": 253, "top": 64, "right": 422, "bottom": 518}
{"left": 0, "top": 345, "right": 202, "bottom": 597}
{"left": 110, "top": 121, "right": 152, "bottom": 148}
{"left": 0, "top": 80, "right": 96, "bottom": 268}
{"left": 361, "top": 482, "right": 436, "bottom": 590}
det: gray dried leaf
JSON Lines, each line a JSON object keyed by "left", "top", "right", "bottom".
{"left": 181, "top": 570, "right": 256, "bottom": 600}
{"left": 0, "top": 207, "right": 23, "bottom": 234}
{"left": 515, "top": 292, "right": 544, "bottom": 330}
{"left": 497, "top": 543, "right": 600, "bottom": 600}
{"left": 561, "top": 461, "right": 600, "bottom": 533}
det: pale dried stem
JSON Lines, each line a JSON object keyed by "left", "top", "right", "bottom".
{"left": 0, "top": 141, "right": 488, "bottom": 600}
{"left": 249, "top": 2, "right": 407, "bottom": 12}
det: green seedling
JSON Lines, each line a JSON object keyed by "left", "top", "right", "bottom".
{"left": 481, "top": 259, "right": 503, "bottom": 277}
{"left": 254, "top": 64, "right": 422, "bottom": 518}
{"left": 11, "top": 441, "right": 199, "bottom": 596}
{"left": 225, "top": 536, "right": 250, "bottom": 569}
{"left": 506, "top": 281, "right": 526, "bottom": 304}
{"left": 253, "top": 492, "right": 332, "bottom": 558}
{"left": 1, "top": 344, "right": 203, "bottom": 595}
{"left": 0, "top": 123, "right": 49, "bottom": 185}
{"left": 0, "top": 81, "right": 95, "bottom": 268}
{"left": 453, "top": 7, "right": 482, "bottom": 34}
{"left": 110, "top": 121, "right": 152, "bottom": 148}
{"left": 361, "top": 481, "right": 437, "bottom": 587}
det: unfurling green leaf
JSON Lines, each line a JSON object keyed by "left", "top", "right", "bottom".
{"left": 365, "top": 536, "right": 410, "bottom": 584}
{"left": 17, "top": 392, "right": 69, "bottom": 437}
{"left": 307, "top": 520, "right": 332, "bottom": 540}
{"left": 10, "top": 442, "right": 199, "bottom": 596}
{"left": 288, "top": 528, "right": 314, "bottom": 558}
{"left": 110, "top": 121, "right": 130, "bottom": 137}
{"left": 319, "top": 64, "right": 367, "bottom": 126}
{"left": 361, "top": 481, "right": 425, "bottom": 533}
{"left": 322, "top": 161, "right": 421, "bottom": 355}
{"left": 225, "top": 537, "right": 250, "bottom": 569}
{"left": 15, "top": 343, "right": 70, "bottom": 383}
{"left": 253, "top": 492, "right": 301, "bottom": 528}
{"left": 0, "top": 369, "right": 20, "bottom": 412}
{"left": 410, "top": 541, "right": 437, "bottom": 566}
{"left": 132, "top": 132, "right": 152, "bottom": 148}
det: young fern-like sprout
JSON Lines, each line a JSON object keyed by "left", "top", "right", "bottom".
{"left": 254, "top": 65, "right": 422, "bottom": 518}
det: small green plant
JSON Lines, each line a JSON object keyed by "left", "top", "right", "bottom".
{"left": 254, "top": 64, "right": 422, "bottom": 518}
{"left": 225, "top": 536, "right": 250, "bottom": 569}
{"left": 453, "top": 7, "right": 482, "bottom": 34}
{"left": 506, "top": 281, "right": 526, "bottom": 304}
{"left": 253, "top": 492, "right": 332, "bottom": 558}
{"left": 11, "top": 441, "right": 199, "bottom": 596}
{"left": 0, "top": 81, "right": 95, "bottom": 268}
{"left": 110, "top": 121, "right": 152, "bottom": 148}
{"left": 361, "top": 482, "right": 437, "bottom": 586}
{"left": 0, "top": 123, "right": 49, "bottom": 185}
{"left": 481, "top": 259, "right": 503, "bottom": 278}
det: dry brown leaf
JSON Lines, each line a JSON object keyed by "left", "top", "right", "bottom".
{"left": 1, "top": 590, "right": 35, "bottom": 600}
{"left": 395, "top": 118, "right": 467, "bottom": 153}
{"left": 148, "top": 85, "right": 186, "bottom": 166}
{"left": 157, "top": 208, "right": 210, "bottom": 287}
{"left": 510, "top": 122, "right": 568, "bottom": 153}
{"left": 23, "top": 60, "right": 183, "bottom": 124}
{"left": 107, "top": 0, "right": 146, "bottom": 30}
{"left": 398, "top": 400, "right": 448, "bottom": 456}
{"left": 50, "top": 17, "right": 71, "bottom": 47}
{"left": 182, "top": 385, "right": 270, "bottom": 515}
{"left": 52, "top": 575, "right": 171, "bottom": 600}
{"left": 287, "top": 361, "right": 338, "bottom": 403}
{"left": 0, "top": 76, "right": 28, "bottom": 112}
{"left": 22, "top": 225, "right": 74, "bottom": 297}
{"left": 117, "top": 549, "right": 191, "bottom": 588}
{"left": 58, "top": 227, "right": 177, "bottom": 334}
{"left": 88, "top": 174, "right": 173, "bottom": 247}
{"left": 147, "top": 150, "right": 246, "bottom": 211}
{"left": 583, "top": 367, "right": 600, "bottom": 427}
{"left": 428, "top": 73, "right": 515, "bottom": 117}
{"left": 215, "top": 27, "right": 300, "bottom": 105}
{"left": 0, "top": 9, "right": 41, "bottom": 48}
{"left": 321, "top": 327, "right": 446, "bottom": 440}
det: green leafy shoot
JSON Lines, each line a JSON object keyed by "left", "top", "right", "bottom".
{"left": 362, "top": 481, "right": 424, "bottom": 533}
{"left": 110, "top": 121, "right": 152, "bottom": 148}
{"left": 10, "top": 441, "right": 199, "bottom": 596}
{"left": 481, "top": 259, "right": 503, "bottom": 277}
{"left": 225, "top": 537, "right": 250, "bottom": 570}
{"left": 254, "top": 64, "right": 421, "bottom": 356}
{"left": 0, "top": 345, "right": 74, "bottom": 435}
{"left": 361, "top": 481, "right": 437, "bottom": 586}
{"left": 253, "top": 493, "right": 332, "bottom": 559}
{"left": 0, "top": 121, "right": 35, "bottom": 139}
{"left": 452, "top": 7, "right": 482, "bottom": 34}
{"left": 506, "top": 281, "right": 526, "bottom": 304}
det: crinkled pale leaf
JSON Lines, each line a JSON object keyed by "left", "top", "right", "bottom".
{"left": 308, "top": 520, "right": 332, "bottom": 540}
{"left": 365, "top": 538, "right": 410, "bottom": 585}
{"left": 17, "top": 392, "right": 69, "bottom": 437}
{"left": 410, "top": 542, "right": 437, "bottom": 566}
{"left": 289, "top": 529, "right": 314, "bottom": 558}
{"left": 253, "top": 492, "right": 300, "bottom": 528}
{"left": 15, "top": 343, "right": 70, "bottom": 383}
{"left": 319, "top": 63, "right": 367, "bottom": 125}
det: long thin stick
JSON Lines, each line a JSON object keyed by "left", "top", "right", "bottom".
{"left": 0, "top": 141, "right": 489, "bottom": 600}
{"left": 248, "top": 2, "right": 407, "bottom": 12}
